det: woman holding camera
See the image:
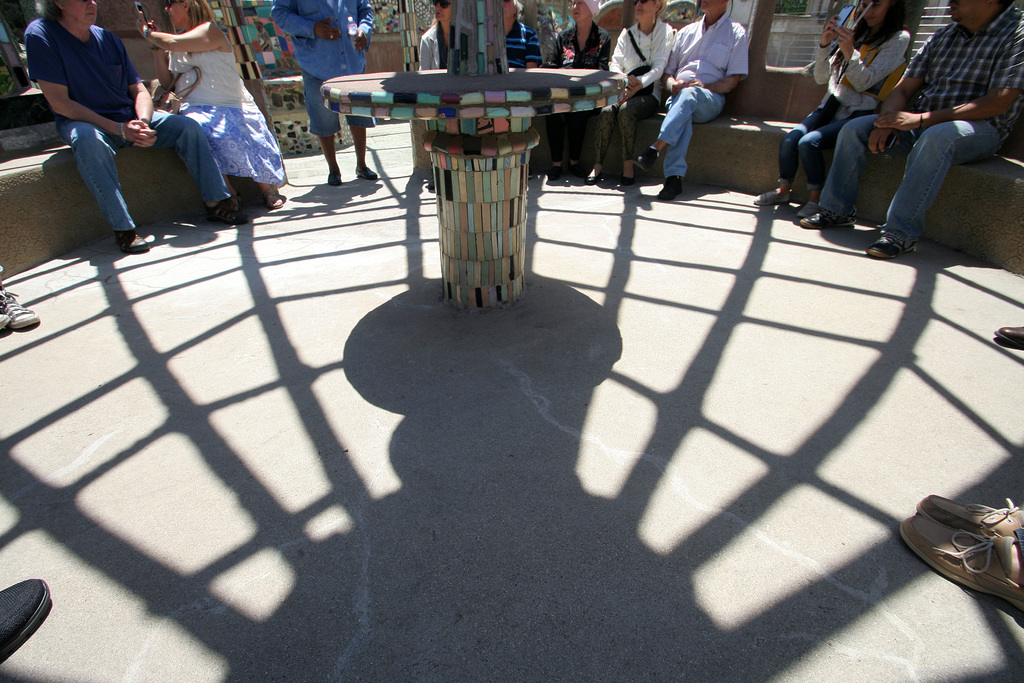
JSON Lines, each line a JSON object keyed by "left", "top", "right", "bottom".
{"left": 754, "top": 0, "right": 909, "bottom": 218}
{"left": 585, "top": 0, "right": 673, "bottom": 187}
{"left": 139, "top": 0, "right": 287, "bottom": 212}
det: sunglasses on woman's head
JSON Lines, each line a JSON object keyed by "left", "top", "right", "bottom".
{"left": 634, "top": 0, "right": 655, "bottom": 4}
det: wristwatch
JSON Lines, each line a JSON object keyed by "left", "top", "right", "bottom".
{"left": 143, "top": 26, "right": 152, "bottom": 38}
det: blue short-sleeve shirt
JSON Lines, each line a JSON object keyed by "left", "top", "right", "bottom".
{"left": 24, "top": 18, "right": 140, "bottom": 124}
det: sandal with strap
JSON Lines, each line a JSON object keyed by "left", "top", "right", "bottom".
{"left": 263, "top": 192, "right": 286, "bottom": 210}
{"left": 207, "top": 198, "right": 250, "bottom": 225}
{"left": 114, "top": 229, "right": 150, "bottom": 254}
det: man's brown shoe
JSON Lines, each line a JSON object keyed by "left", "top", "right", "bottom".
{"left": 994, "top": 326, "right": 1024, "bottom": 350}
{"left": 917, "top": 495, "right": 1023, "bottom": 538}
{"left": 900, "top": 514, "right": 1024, "bottom": 611}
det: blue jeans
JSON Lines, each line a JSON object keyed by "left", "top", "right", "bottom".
{"left": 820, "top": 115, "right": 1002, "bottom": 240}
{"left": 658, "top": 86, "right": 724, "bottom": 178}
{"left": 57, "top": 111, "right": 230, "bottom": 232}
{"left": 779, "top": 106, "right": 874, "bottom": 189}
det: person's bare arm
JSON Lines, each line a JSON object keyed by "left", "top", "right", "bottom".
{"left": 701, "top": 73, "right": 742, "bottom": 95}
{"left": 866, "top": 76, "right": 923, "bottom": 152}
{"left": 877, "top": 86, "right": 1022, "bottom": 131}
{"left": 150, "top": 48, "right": 173, "bottom": 90}
{"left": 36, "top": 79, "right": 156, "bottom": 147}
{"left": 139, "top": 16, "right": 230, "bottom": 53}
{"left": 37, "top": 79, "right": 121, "bottom": 136}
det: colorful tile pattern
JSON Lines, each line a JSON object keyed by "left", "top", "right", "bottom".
{"left": 432, "top": 146, "right": 529, "bottom": 308}
{"left": 209, "top": 0, "right": 302, "bottom": 79}
{"left": 323, "top": 77, "right": 624, "bottom": 120}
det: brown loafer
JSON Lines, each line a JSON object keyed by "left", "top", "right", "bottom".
{"left": 114, "top": 230, "right": 149, "bottom": 254}
{"left": 917, "top": 495, "right": 1024, "bottom": 538}
{"left": 900, "top": 514, "right": 1024, "bottom": 611}
{"left": 994, "top": 326, "right": 1024, "bottom": 350}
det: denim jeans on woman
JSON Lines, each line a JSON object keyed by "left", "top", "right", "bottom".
{"left": 778, "top": 105, "right": 874, "bottom": 190}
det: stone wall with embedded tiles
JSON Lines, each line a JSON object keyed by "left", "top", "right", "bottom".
{"left": 264, "top": 76, "right": 353, "bottom": 157}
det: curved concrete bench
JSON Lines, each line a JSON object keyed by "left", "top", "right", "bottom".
{"left": 0, "top": 145, "right": 259, "bottom": 276}
{"left": 4, "top": 117, "right": 1023, "bottom": 276}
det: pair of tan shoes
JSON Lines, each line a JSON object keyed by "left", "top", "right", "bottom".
{"left": 901, "top": 496, "right": 1024, "bottom": 611}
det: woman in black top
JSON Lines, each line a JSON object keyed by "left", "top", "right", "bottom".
{"left": 545, "top": 0, "right": 610, "bottom": 181}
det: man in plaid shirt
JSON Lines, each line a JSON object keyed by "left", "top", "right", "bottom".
{"left": 801, "top": 0, "right": 1024, "bottom": 259}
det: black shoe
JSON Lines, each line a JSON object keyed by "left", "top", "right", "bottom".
{"left": 634, "top": 147, "right": 659, "bottom": 172}
{"left": 355, "top": 166, "right": 378, "bottom": 180}
{"left": 865, "top": 232, "right": 917, "bottom": 259}
{"left": 584, "top": 172, "right": 602, "bottom": 185}
{"left": 326, "top": 170, "right": 342, "bottom": 186}
{"left": 994, "top": 326, "right": 1024, "bottom": 350}
{"left": 426, "top": 179, "right": 436, "bottom": 193}
{"left": 0, "top": 579, "right": 52, "bottom": 664}
{"left": 657, "top": 175, "right": 683, "bottom": 201}
{"left": 569, "top": 163, "right": 587, "bottom": 178}
{"left": 800, "top": 208, "right": 856, "bottom": 230}
{"left": 547, "top": 166, "right": 562, "bottom": 182}
{"left": 619, "top": 175, "right": 635, "bottom": 187}
{"left": 114, "top": 230, "right": 149, "bottom": 254}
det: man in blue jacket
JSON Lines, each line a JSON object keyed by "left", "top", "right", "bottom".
{"left": 272, "top": 0, "right": 379, "bottom": 185}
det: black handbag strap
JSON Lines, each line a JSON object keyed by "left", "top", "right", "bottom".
{"left": 627, "top": 29, "right": 647, "bottom": 64}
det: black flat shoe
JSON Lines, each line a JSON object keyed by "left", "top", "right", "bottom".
{"left": 0, "top": 579, "right": 51, "bottom": 664}
{"left": 620, "top": 175, "right": 635, "bottom": 186}
{"left": 584, "top": 173, "right": 602, "bottom": 185}
{"left": 547, "top": 166, "right": 562, "bottom": 181}
{"left": 569, "top": 163, "right": 586, "bottom": 178}
{"left": 355, "top": 166, "right": 379, "bottom": 180}
{"left": 114, "top": 229, "right": 149, "bottom": 254}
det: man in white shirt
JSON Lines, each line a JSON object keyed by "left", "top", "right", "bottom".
{"left": 634, "top": 0, "right": 749, "bottom": 200}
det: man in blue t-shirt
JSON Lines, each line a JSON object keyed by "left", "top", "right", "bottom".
{"left": 25, "top": 0, "right": 247, "bottom": 255}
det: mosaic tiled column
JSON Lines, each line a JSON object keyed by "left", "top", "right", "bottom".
{"left": 428, "top": 117, "right": 538, "bottom": 307}
{"left": 322, "top": 0, "right": 625, "bottom": 308}
{"left": 397, "top": 0, "right": 420, "bottom": 72}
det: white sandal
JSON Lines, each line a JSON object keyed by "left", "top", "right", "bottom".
{"left": 754, "top": 189, "right": 791, "bottom": 206}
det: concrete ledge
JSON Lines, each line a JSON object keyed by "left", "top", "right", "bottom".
{"left": 0, "top": 145, "right": 259, "bottom": 276}
{"left": 6, "top": 118, "right": 1024, "bottom": 277}
{"left": 429, "top": 115, "right": 1024, "bottom": 274}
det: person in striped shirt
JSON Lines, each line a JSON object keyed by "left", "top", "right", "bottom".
{"left": 503, "top": 0, "right": 541, "bottom": 68}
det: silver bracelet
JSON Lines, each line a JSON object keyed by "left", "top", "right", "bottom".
{"left": 119, "top": 122, "right": 127, "bottom": 141}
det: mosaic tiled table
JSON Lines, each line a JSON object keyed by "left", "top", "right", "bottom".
{"left": 323, "top": 69, "right": 626, "bottom": 308}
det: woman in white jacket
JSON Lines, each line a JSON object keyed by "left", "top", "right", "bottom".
{"left": 419, "top": 0, "right": 451, "bottom": 70}
{"left": 754, "top": 0, "right": 909, "bottom": 217}
{"left": 585, "top": 0, "right": 673, "bottom": 187}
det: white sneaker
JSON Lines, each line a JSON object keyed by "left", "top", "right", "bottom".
{"left": 796, "top": 202, "right": 819, "bottom": 219}
{"left": 0, "top": 290, "right": 39, "bottom": 329}
{"left": 753, "top": 189, "right": 790, "bottom": 206}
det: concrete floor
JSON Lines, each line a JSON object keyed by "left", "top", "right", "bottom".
{"left": 1, "top": 121, "right": 1023, "bottom": 681}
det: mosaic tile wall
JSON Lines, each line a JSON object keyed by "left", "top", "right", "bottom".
{"left": 208, "top": 0, "right": 300, "bottom": 79}
{"left": 265, "top": 77, "right": 353, "bottom": 155}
